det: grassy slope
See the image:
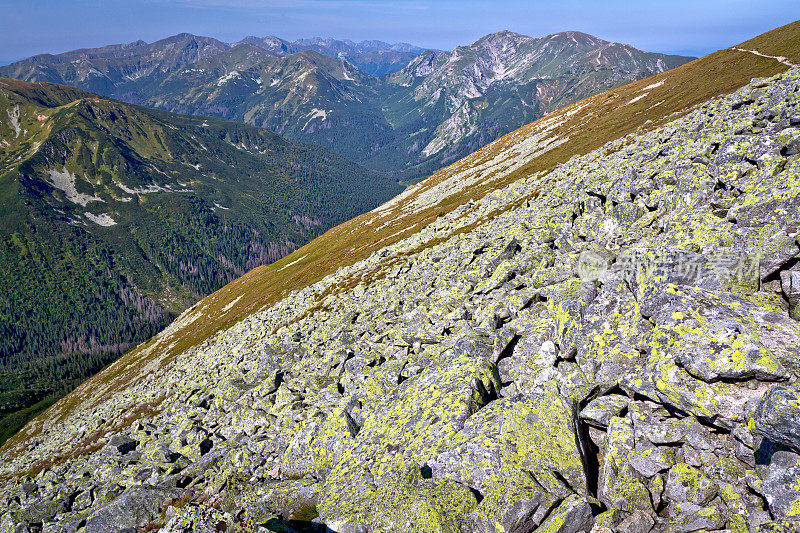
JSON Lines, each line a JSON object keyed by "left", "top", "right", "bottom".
{"left": 2, "top": 20, "right": 799, "bottom": 469}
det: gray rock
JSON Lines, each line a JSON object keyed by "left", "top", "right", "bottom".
{"left": 9, "top": 498, "right": 67, "bottom": 527}
{"left": 452, "top": 332, "right": 493, "bottom": 359}
{"left": 532, "top": 494, "right": 594, "bottom": 533}
{"left": 580, "top": 395, "right": 629, "bottom": 429}
{"left": 616, "top": 510, "right": 656, "bottom": 533}
{"left": 84, "top": 486, "right": 177, "bottom": 533}
{"left": 71, "top": 489, "right": 93, "bottom": 511}
{"left": 18, "top": 483, "right": 37, "bottom": 497}
{"left": 749, "top": 511, "right": 774, "bottom": 533}
{"left": 754, "top": 384, "right": 800, "bottom": 453}
{"left": 663, "top": 463, "right": 718, "bottom": 505}
{"left": 106, "top": 435, "right": 138, "bottom": 455}
{"left": 731, "top": 424, "right": 756, "bottom": 467}
{"left": 241, "top": 479, "right": 319, "bottom": 523}
{"left": 428, "top": 391, "right": 585, "bottom": 497}
{"left": 757, "top": 517, "right": 800, "bottom": 533}
{"left": 667, "top": 501, "right": 725, "bottom": 532}
{"left": 467, "top": 477, "right": 559, "bottom": 533}
{"left": 761, "top": 450, "right": 800, "bottom": 519}
{"left": 760, "top": 242, "right": 799, "bottom": 280}
{"left": 628, "top": 445, "right": 674, "bottom": 478}
{"left": 598, "top": 417, "right": 653, "bottom": 512}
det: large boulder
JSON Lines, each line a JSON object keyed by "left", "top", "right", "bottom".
{"left": 622, "top": 284, "right": 799, "bottom": 429}
{"left": 366, "top": 469, "right": 480, "bottom": 533}
{"left": 760, "top": 451, "right": 800, "bottom": 519}
{"left": 428, "top": 388, "right": 585, "bottom": 497}
{"left": 84, "top": 486, "right": 178, "bottom": 533}
{"left": 280, "top": 406, "right": 360, "bottom": 479}
{"left": 316, "top": 355, "right": 500, "bottom": 530}
{"left": 754, "top": 384, "right": 800, "bottom": 453}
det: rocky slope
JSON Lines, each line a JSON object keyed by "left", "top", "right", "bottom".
{"left": 0, "top": 77, "right": 398, "bottom": 448}
{"left": 1, "top": 22, "right": 799, "bottom": 533}
{"left": 0, "top": 31, "right": 693, "bottom": 181}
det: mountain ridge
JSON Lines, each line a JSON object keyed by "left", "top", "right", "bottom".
{"left": 0, "top": 30, "right": 695, "bottom": 181}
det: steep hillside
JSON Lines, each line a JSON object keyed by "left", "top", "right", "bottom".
{"left": 0, "top": 34, "right": 232, "bottom": 100}
{"left": 370, "top": 30, "right": 692, "bottom": 177}
{"left": 0, "top": 20, "right": 799, "bottom": 533}
{"left": 0, "top": 78, "right": 400, "bottom": 447}
{"left": 0, "top": 31, "right": 693, "bottom": 181}
{"left": 142, "top": 49, "right": 394, "bottom": 164}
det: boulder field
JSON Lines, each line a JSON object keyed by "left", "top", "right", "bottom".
{"left": 3, "top": 69, "right": 800, "bottom": 533}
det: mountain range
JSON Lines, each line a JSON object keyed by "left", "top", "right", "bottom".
{"left": 0, "top": 31, "right": 694, "bottom": 180}
{"left": 0, "top": 77, "right": 400, "bottom": 444}
{"left": 0, "top": 19, "right": 798, "bottom": 533}
{"left": 239, "top": 35, "right": 426, "bottom": 76}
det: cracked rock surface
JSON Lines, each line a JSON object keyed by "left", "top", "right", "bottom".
{"left": 3, "top": 70, "right": 800, "bottom": 533}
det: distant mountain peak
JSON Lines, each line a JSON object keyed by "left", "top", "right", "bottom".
{"left": 0, "top": 28, "right": 694, "bottom": 183}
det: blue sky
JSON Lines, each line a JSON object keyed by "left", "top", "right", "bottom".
{"left": 0, "top": 0, "right": 797, "bottom": 65}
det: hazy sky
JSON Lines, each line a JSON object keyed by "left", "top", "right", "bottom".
{"left": 0, "top": 0, "right": 798, "bottom": 65}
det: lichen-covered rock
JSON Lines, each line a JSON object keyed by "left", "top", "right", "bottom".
{"left": 575, "top": 279, "right": 650, "bottom": 385}
{"left": 663, "top": 463, "right": 718, "bottom": 506}
{"left": 316, "top": 356, "right": 499, "bottom": 528}
{"left": 615, "top": 510, "right": 656, "bottom": 533}
{"left": 761, "top": 451, "right": 800, "bottom": 519}
{"left": 466, "top": 474, "right": 561, "bottom": 533}
{"left": 580, "top": 395, "right": 629, "bottom": 429}
{"left": 84, "top": 486, "right": 177, "bottom": 533}
{"left": 280, "top": 406, "right": 359, "bottom": 479}
{"left": 628, "top": 444, "right": 675, "bottom": 479}
{"left": 637, "top": 285, "right": 796, "bottom": 428}
{"left": 366, "top": 470, "right": 480, "bottom": 533}
{"left": 428, "top": 387, "right": 585, "bottom": 497}
{"left": 8, "top": 499, "right": 67, "bottom": 528}
{"left": 754, "top": 384, "right": 800, "bottom": 453}
{"left": 105, "top": 434, "right": 138, "bottom": 455}
{"left": 236, "top": 478, "right": 320, "bottom": 524}
{"left": 666, "top": 501, "right": 726, "bottom": 533}
{"left": 598, "top": 416, "right": 653, "bottom": 512}
{"left": 757, "top": 517, "right": 800, "bottom": 533}
{"left": 531, "top": 494, "right": 594, "bottom": 533}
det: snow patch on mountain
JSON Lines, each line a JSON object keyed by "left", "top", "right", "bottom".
{"left": 642, "top": 79, "right": 666, "bottom": 91}
{"left": 7, "top": 105, "right": 21, "bottom": 137}
{"left": 627, "top": 93, "right": 649, "bottom": 105}
{"left": 47, "top": 168, "right": 104, "bottom": 206}
{"left": 217, "top": 70, "right": 241, "bottom": 85}
{"left": 113, "top": 179, "right": 183, "bottom": 195}
{"left": 303, "top": 108, "right": 329, "bottom": 130}
{"left": 84, "top": 212, "right": 117, "bottom": 226}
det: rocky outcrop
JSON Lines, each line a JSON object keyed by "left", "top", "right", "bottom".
{"left": 2, "top": 66, "right": 800, "bottom": 533}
